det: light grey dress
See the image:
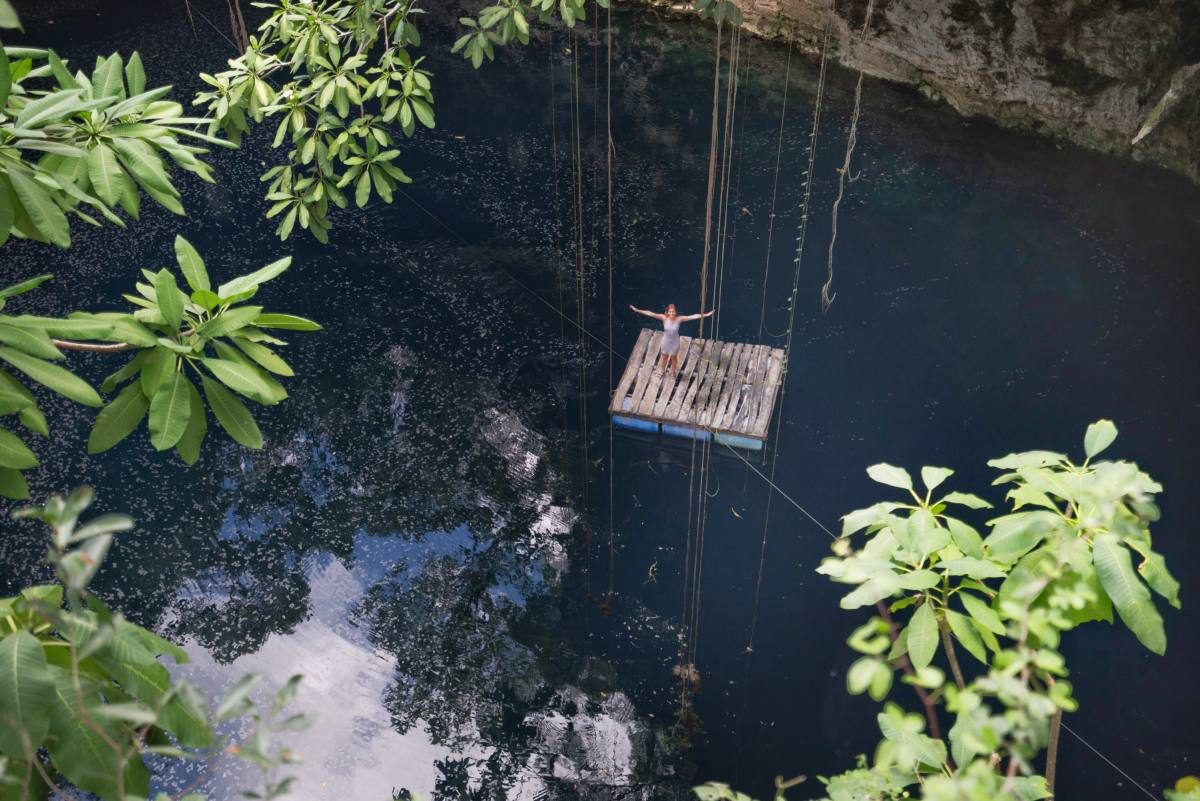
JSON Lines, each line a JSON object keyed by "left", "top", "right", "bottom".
{"left": 661, "top": 317, "right": 681, "bottom": 356}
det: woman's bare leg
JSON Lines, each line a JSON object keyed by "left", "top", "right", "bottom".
{"left": 669, "top": 353, "right": 680, "bottom": 375}
{"left": 659, "top": 352, "right": 669, "bottom": 372}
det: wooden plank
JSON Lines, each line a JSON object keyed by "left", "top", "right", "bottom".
{"left": 749, "top": 350, "right": 784, "bottom": 438}
{"left": 611, "top": 328, "right": 651, "bottom": 413}
{"left": 698, "top": 343, "right": 737, "bottom": 427}
{"left": 712, "top": 343, "right": 755, "bottom": 431}
{"left": 730, "top": 345, "right": 769, "bottom": 432}
{"left": 719, "top": 344, "right": 761, "bottom": 433}
{"left": 662, "top": 337, "right": 704, "bottom": 422}
{"left": 636, "top": 355, "right": 670, "bottom": 417}
{"left": 654, "top": 336, "right": 698, "bottom": 419}
{"left": 679, "top": 339, "right": 718, "bottom": 424}
{"left": 626, "top": 331, "right": 663, "bottom": 415}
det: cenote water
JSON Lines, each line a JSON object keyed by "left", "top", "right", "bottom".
{"left": 2, "top": 2, "right": 1199, "bottom": 800}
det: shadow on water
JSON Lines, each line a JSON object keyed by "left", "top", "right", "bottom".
{"left": 1, "top": 0, "right": 1199, "bottom": 799}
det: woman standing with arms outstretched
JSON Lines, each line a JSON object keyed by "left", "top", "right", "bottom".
{"left": 628, "top": 303, "right": 715, "bottom": 375}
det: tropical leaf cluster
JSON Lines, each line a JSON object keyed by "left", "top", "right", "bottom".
{"left": 0, "top": 42, "right": 226, "bottom": 248}
{"left": 0, "top": 488, "right": 308, "bottom": 801}
{"left": 0, "top": 236, "right": 318, "bottom": 498}
{"left": 695, "top": 421, "right": 1181, "bottom": 801}
{"left": 193, "top": 0, "right": 430, "bottom": 242}
{"left": 452, "top": 0, "right": 610, "bottom": 67}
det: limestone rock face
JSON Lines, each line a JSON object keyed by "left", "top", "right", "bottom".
{"left": 639, "top": 0, "right": 1200, "bottom": 181}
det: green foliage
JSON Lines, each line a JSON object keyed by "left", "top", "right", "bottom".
{"left": 701, "top": 420, "right": 1179, "bottom": 801}
{"left": 1167, "top": 777, "right": 1200, "bottom": 801}
{"left": 0, "top": 488, "right": 309, "bottom": 801}
{"left": 452, "top": 0, "right": 610, "bottom": 67}
{"left": 0, "top": 238, "right": 319, "bottom": 497}
{"left": 194, "top": 0, "right": 428, "bottom": 242}
{"left": 0, "top": 40, "right": 227, "bottom": 247}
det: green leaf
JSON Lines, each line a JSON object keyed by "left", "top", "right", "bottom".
{"left": 8, "top": 169, "right": 70, "bottom": 248}
{"left": 0, "top": 465, "right": 30, "bottom": 499}
{"left": 960, "top": 592, "right": 1005, "bottom": 636}
{"left": 944, "top": 608, "right": 987, "bottom": 665}
{"left": 983, "top": 511, "right": 1058, "bottom": 564}
{"left": 233, "top": 337, "right": 293, "bottom": 376}
{"left": 920, "top": 466, "right": 953, "bottom": 492}
{"left": 0, "top": 321, "right": 62, "bottom": 360}
{"left": 867, "top": 463, "right": 913, "bottom": 491}
{"left": 125, "top": 51, "right": 146, "bottom": 95}
{"left": 936, "top": 557, "right": 1006, "bottom": 580}
{"left": 253, "top": 313, "right": 321, "bottom": 331}
{"left": 1093, "top": 533, "right": 1166, "bottom": 654}
{"left": 987, "top": 450, "right": 1066, "bottom": 470}
{"left": 0, "top": 346, "right": 100, "bottom": 406}
{"left": 200, "top": 374, "right": 263, "bottom": 448}
{"left": 1084, "top": 419, "right": 1118, "bottom": 458}
{"left": 906, "top": 601, "right": 938, "bottom": 671}
{"left": 216, "top": 256, "right": 292, "bottom": 298}
{"left": 200, "top": 306, "right": 262, "bottom": 339}
{"left": 941, "top": 491, "right": 992, "bottom": 509}
{"left": 87, "top": 143, "right": 123, "bottom": 206}
{"left": 87, "top": 381, "right": 149, "bottom": 453}
{"left": 214, "top": 673, "right": 261, "bottom": 721}
{"left": 173, "top": 235, "right": 210, "bottom": 292}
{"left": 175, "top": 376, "right": 206, "bottom": 465}
{"left": 45, "top": 663, "right": 151, "bottom": 800}
{"left": 0, "top": 630, "right": 52, "bottom": 758}
{"left": 0, "top": 274, "right": 52, "bottom": 301}
{"left": 153, "top": 268, "right": 184, "bottom": 332}
{"left": 201, "top": 357, "right": 285, "bottom": 405}
{"left": 140, "top": 345, "right": 174, "bottom": 397}
{"left": 0, "top": 41, "right": 11, "bottom": 109}
{"left": 149, "top": 371, "right": 191, "bottom": 450}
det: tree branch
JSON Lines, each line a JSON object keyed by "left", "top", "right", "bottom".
{"left": 52, "top": 339, "right": 136, "bottom": 353}
{"left": 938, "top": 616, "right": 966, "bottom": 689}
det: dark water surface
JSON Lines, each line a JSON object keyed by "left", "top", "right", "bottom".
{"left": 2, "top": 2, "right": 1199, "bottom": 799}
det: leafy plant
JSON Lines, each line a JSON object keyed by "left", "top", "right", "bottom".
{"left": 0, "top": 487, "right": 309, "bottom": 801}
{"left": 699, "top": 421, "right": 1180, "bottom": 801}
{"left": 194, "top": 0, "right": 430, "bottom": 242}
{"left": 0, "top": 38, "right": 227, "bottom": 247}
{"left": 0, "top": 236, "right": 319, "bottom": 498}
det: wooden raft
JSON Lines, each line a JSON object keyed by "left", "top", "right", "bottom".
{"left": 608, "top": 328, "right": 785, "bottom": 450}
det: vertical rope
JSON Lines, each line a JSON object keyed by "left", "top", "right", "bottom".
{"left": 549, "top": 32, "right": 570, "bottom": 459}
{"left": 735, "top": 14, "right": 834, "bottom": 773}
{"left": 678, "top": 11, "right": 725, "bottom": 709}
{"left": 821, "top": 0, "right": 875, "bottom": 312}
{"left": 604, "top": 0, "right": 617, "bottom": 605}
{"left": 756, "top": 43, "right": 792, "bottom": 341}
{"left": 570, "top": 28, "right": 593, "bottom": 603}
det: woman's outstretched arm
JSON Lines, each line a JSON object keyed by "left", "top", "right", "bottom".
{"left": 629, "top": 304, "right": 665, "bottom": 320}
{"left": 677, "top": 309, "right": 716, "bottom": 322}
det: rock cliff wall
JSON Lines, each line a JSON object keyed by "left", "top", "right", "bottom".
{"left": 636, "top": 0, "right": 1200, "bottom": 181}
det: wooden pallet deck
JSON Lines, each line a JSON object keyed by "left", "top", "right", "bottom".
{"left": 609, "top": 328, "right": 785, "bottom": 447}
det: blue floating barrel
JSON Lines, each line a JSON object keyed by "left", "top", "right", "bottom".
{"left": 714, "top": 432, "right": 764, "bottom": 451}
{"left": 613, "top": 415, "right": 660, "bottom": 433}
{"left": 662, "top": 423, "right": 711, "bottom": 441}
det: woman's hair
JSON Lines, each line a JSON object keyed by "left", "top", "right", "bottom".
{"left": 665, "top": 303, "right": 677, "bottom": 314}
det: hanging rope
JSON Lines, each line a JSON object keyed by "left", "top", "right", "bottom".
{"left": 756, "top": 43, "right": 793, "bottom": 341}
{"left": 821, "top": 0, "right": 875, "bottom": 312}
{"left": 569, "top": 28, "right": 594, "bottom": 605}
{"left": 748, "top": 7, "right": 833, "bottom": 646}
{"left": 604, "top": 0, "right": 617, "bottom": 611}
{"left": 677, "top": 9, "right": 726, "bottom": 709}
